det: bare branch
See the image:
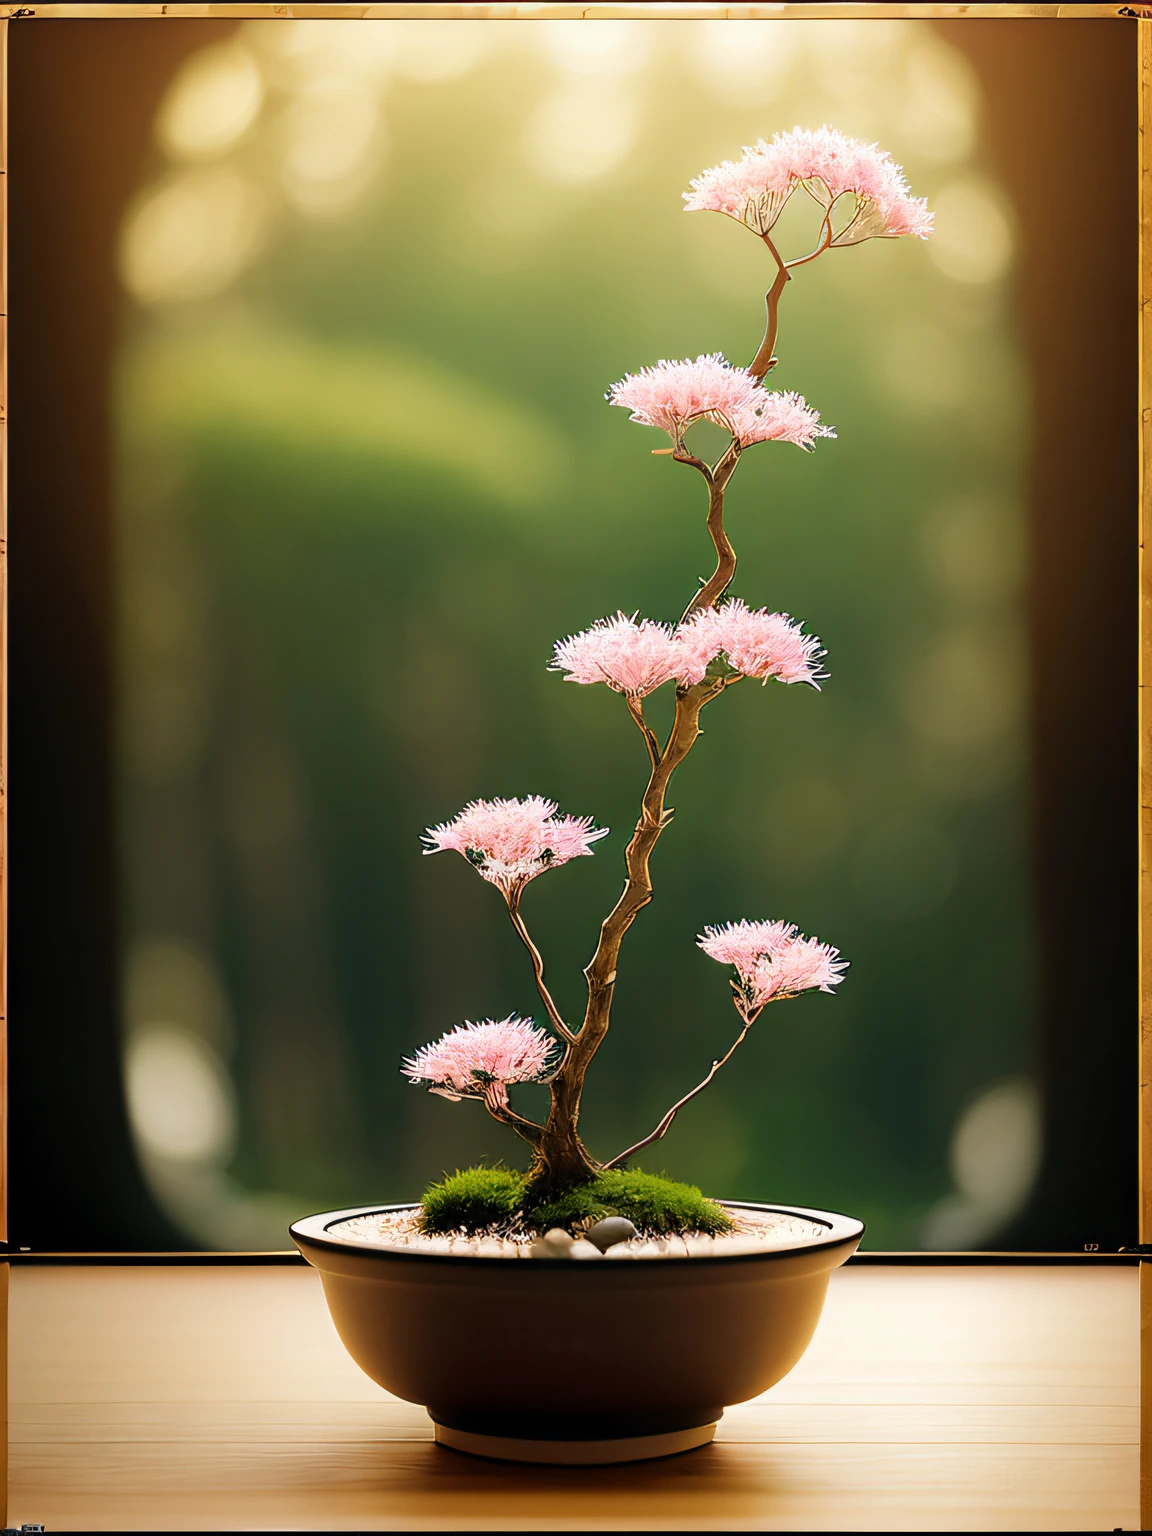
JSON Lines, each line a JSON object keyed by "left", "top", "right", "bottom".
{"left": 601, "top": 1008, "right": 761, "bottom": 1169}
{"left": 748, "top": 231, "right": 791, "bottom": 382}
{"left": 785, "top": 212, "right": 833, "bottom": 271}
{"left": 481, "top": 1085, "right": 546, "bottom": 1147}
{"left": 626, "top": 694, "right": 661, "bottom": 768}
{"left": 679, "top": 440, "right": 741, "bottom": 622}
{"left": 507, "top": 896, "right": 576, "bottom": 1044}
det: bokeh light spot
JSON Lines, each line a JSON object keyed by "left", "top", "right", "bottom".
{"left": 930, "top": 175, "right": 1015, "bottom": 284}
{"left": 524, "top": 84, "right": 639, "bottom": 184}
{"left": 125, "top": 1026, "right": 237, "bottom": 1166}
{"left": 119, "top": 169, "right": 266, "bottom": 304}
{"left": 157, "top": 41, "right": 263, "bottom": 163}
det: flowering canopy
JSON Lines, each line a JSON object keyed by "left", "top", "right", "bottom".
{"left": 550, "top": 612, "right": 683, "bottom": 698}
{"left": 607, "top": 354, "right": 832, "bottom": 450}
{"left": 422, "top": 795, "right": 608, "bottom": 895}
{"left": 678, "top": 599, "right": 827, "bottom": 688}
{"left": 402, "top": 1016, "right": 556, "bottom": 1105}
{"left": 551, "top": 601, "right": 825, "bottom": 696}
{"left": 699, "top": 919, "right": 848, "bottom": 1015}
{"left": 399, "top": 127, "right": 890, "bottom": 1199}
{"left": 684, "top": 126, "right": 934, "bottom": 246}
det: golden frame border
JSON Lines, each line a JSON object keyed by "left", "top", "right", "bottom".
{"left": 0, "top": 3, "right": 1141, "bottom": 1527}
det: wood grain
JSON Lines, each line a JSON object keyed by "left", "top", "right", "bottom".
{"left": 7, "top": 1263, "right": 1138, "bottom": 1532}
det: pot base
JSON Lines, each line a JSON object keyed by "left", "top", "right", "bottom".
{"left": 433, "top": 1420, "right": 718, "bottom": 1465}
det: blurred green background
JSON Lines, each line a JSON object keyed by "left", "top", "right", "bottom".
{"left": 111, "top": 19, "right": 1033, "bottom": 1250}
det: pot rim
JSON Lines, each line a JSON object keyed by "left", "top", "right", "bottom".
{"left": 290, "top": 1199, "right": 865, "bottom": 1268}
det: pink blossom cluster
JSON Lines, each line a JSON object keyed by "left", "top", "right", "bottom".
{"left": 678, "top": 599, "right": 827, "bottom": 688}
{"left": 684, "top": 126, "right": 934, "bottom": 244}
{"left": 738, "top": 390, "right": 835, "bottom": 449}
{"left": 402, "top": 1015, "right": 555, "bottom": 1104}
{"left": 607, "top": 354, "right": 832, "bottom": 450}
{"left": 551, "top": 613, "right": 682, "bottom": 696}
{"left": 698, "top": 919, "right": 848, "bottom": 1014}
{"left": 550, "top": 603, "right": 824, "bottom": 698}
{"left": 422, "top": 795, "right": 608, "bottom": 894}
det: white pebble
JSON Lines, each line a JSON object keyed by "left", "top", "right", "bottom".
{"left": 568, "top": 1239, "right": 603, "bottom": 1260}
{"left": 604, "top": 1242, "right": 638, "bottom": 1259}
{"left": 685, "top": 1236, "right": 714, "bottom": 1257}
{"left": 423, "top": 1237, "right": 452, "bottom": 1255}
{"left": 543, "top": 1228, "right": 574, "bottom": 1249}
{"left": 475, "top": 1238, "right": 504, "bottom": 1257}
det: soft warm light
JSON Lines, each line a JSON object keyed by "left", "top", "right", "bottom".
{"left": 689, "top": 21, "right": 798, "bottom": 104}
{"left": 903, "top": 624, "right": 1021, "bottom": 750}
{"left": 875, "top": 321, "right": 971, "bottom": 413}
{"left": 246, "top": 18, "right": 483, "bottom": 87}
{"left": 922, "top": 1079, "right": 1041, "bottom": 1247}
{"left": 119, "top": 169, "right": 266, "bottom": 304}
{"left": 125, "top": 1025, "right": 237, "bottom": 1166}
{"left": 157, "top": 41, "right": 264, "bottom": 161}
{"left": 899, "top": 36, "right": 977, "bottom": 163}
{"left": 375, "top": 20, "right": 487, "bottom": 82}
{"left": 930, "top": 176, "right": 1014, "bottom": 284}
{"left": 540, "top": 20, "right": 649, "bottom": 77}
{"left": 524, "top": 84, "right": 638, "bottom": 184}
{"left": 952, "top": 1080, "right": 1041, "bottom": 1208}
{"left": 280, "top": 80, "right": 383, "bottom": 217}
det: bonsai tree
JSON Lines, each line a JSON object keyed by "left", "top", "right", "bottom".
{"left": 402, "top": 127, "right": 933, "bottom": 1235}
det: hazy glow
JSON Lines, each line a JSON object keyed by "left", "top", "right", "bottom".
{"left": 541, "top": 21, "right": 650, "bottom": 77}
{"left": 899, "top": 36, "right": 977, "bottom": 163}
{"left": 876, "top": 321, "right": 972, "bottom": 413}
{"left": 690, "top": 21, "right": 798, "bottom": 104}
{"left": 280, "top": 80, "right": 383, "bottom": 217}
{"left": 923, "top": 1079, "right": 1041, "bottom": 1248}
{"left": 118, "top": 18, "right": 1029, "bottom": 1253}
{"left": 125, "top": 1026, "right": 237, "bottom": 1165}
{"left": 157, "top": 41, "right": 264, "bottom": 162}
{"left": 377, "top": 20, "right": 487, "bottom": 82}
{"left": 930, "top": 176, "right": 1015, "bottom": 284}
{"left": 246, "top": 18, "right": 484, "bottom": 88}
{"left": 120, "top": 169, "right": 266, "bottom": 304}
{"left": 524, "top": 85, "right": 638, "bottom": 184}
{"left": 125, "top": 319, "right": 569, "bottom": 509}
{"left": 247, "top": 18, "right": 401, "bottom": 87}
{"left": 903, "top": 625, "right": 1021, "bottom": 749}
{"left": 922, "top": 495, "right": 1025, "bottom": 606}
{"left": 126, "top": 940, "right": 234, "bottom": 1056}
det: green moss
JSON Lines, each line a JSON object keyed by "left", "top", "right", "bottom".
{"left": 419, "top": 1166, "right": 526, "bottom": 1233}
{"left": 419, "top": 1164, "right": 734, "bottom": 1236}
{"left": 526, "top": 1169, "right": 734, "bottom": 1236}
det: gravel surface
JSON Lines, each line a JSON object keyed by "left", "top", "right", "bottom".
{"left": 327, "top": 1207, "right": 829, "bottom": 1257}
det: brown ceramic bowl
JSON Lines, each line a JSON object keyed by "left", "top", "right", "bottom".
{"left": 290, "top": 1200, "right": 863, "bottom": 1464}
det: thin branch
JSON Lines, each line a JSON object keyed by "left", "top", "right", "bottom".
{"left": 601, "top": 1008, "right": 761, "bottom": 1169}
{"left": 679, "top": 440, "right": 741, "bottom": 622}
{"left": 433, "top": 1083, "right": 545, "bottom": 1146}
{"left": 785, "top": 212, "right": 833, "bottom": 271}
{"left": 507, "top": 896, "right": 576, "bottom": 1044}
{"left": 626, "top": 694, "right": 661, "bottom": 768}
{"left": 748, "top": 232, "right": 791, "bottom": 382}
{"left": 481, "top": 1086, "right": 547, "bottom": 1147}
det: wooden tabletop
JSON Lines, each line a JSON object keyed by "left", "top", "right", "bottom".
{"left": 7, "top": 1261, "right": 1139, "bottom": 1532}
